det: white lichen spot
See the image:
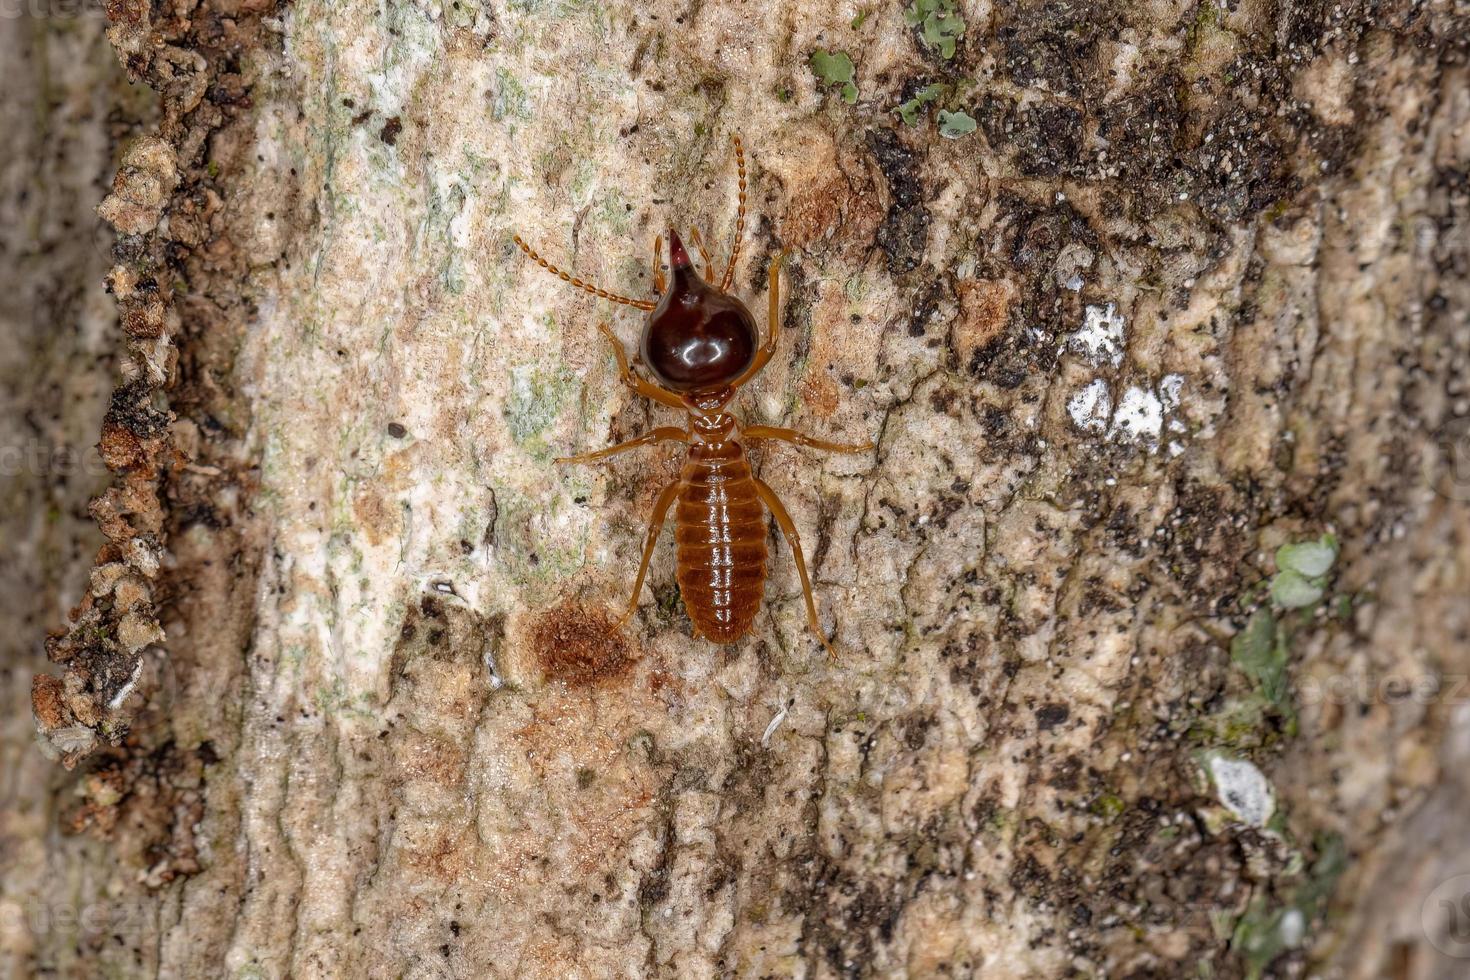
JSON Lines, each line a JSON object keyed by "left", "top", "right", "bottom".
{"left": 1208, "top": 754, "right": 1276, "bottom": 828}
{"left": 1110, "top": 385, "right": 1165, "bottom": 445}
{"left": 1279, "top": 907, "right": 1306, "bottom": 947}
{"left": 1054, "top": 242, "right": 1094, "bottom": 292}
{"left": 1067, "top": 379, "right": 1112, "bottom": 433}
{"left": 1068, "top": 303, "right": 1126, "bottom": 367}
{"left": 1161, "top": 373, "right": 1188, "bottom": 434}
{"left": 125, "top": 537, "right": 161, "bottom": 577}
{"left": 1160, "top": 373, "right": 1183, "bottom": 410}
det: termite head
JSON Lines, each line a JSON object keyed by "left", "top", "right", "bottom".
{"left": 640, "top": 229, "right": 758, "bottom": 393}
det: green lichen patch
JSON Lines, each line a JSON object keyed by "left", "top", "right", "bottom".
{"left": 504, "top": 361, "right": 577, "bottom": 450}
{"left": 1214, "top": 533, "right": 1342, "bottom": 735}
{"left": 810, "top": 50, "right": 858, "bottom": 104}
{"left": 894, "top": 83, "right": 946, "bottom": 126}
{"left": 1270, "top": 569, "right": 1323, "bottom": 608}
{"left": 1231, "top": 608, "right": 1290, "bottom": 713}
{"left": 1231, "top": 835, "right": 1347, "bottom": 979}
{"left": 1270, "top": 534, "right": 1338, "bottom": 608}
{"left": 903, "top": 0, "right": 964, "bottom": 59}
{"left": 1089, "top": 792, "right": 1125, "bottom": 821}
{"left": 1275, "top": 536, "right": 1338, "bottom": 578}
{"left": 490, "top": 68, "right": 531, "bottom": 125}
{"left": 937, "top": 109, "right": 977, "bottom": 138}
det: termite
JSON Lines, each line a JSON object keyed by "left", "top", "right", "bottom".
{"left": 513, "top": 136, "right": 871, "bottom": 657}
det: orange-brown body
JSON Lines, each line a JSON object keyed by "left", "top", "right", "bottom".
{"left": 674, "top": 439, "right": 768, "bottom": 642}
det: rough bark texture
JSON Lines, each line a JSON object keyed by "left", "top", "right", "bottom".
{"left": 5, "top": 1, "right": 1470, "bottom": 978}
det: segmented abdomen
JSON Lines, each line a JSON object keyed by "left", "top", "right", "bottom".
{"left": 674, "top": 441, "right": 768, "bottom": 643}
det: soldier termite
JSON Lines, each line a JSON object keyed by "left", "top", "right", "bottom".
{"left": 514, "top": 135, "right": 871, "bottom": 656}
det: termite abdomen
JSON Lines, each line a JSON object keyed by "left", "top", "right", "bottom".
{"left": 673, "top": 441, "right": 768, "bottom": 642}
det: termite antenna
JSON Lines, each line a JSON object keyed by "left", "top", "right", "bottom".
{"left": 512, "top": 234, "right": 656, "bottom": 311}
{"left": 719, "top": 134, "right": 747, "bottom": 292}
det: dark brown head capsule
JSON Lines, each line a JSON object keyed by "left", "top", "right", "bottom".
{"left": 639, "top": 230, "right": 759, "bottom": 393}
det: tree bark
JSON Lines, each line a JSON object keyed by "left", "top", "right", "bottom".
{"left": 4, "top": 1, "right": 1470, "bottom": 978}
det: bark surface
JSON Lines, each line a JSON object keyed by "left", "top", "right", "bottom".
{"left": 4, "top": 1, "right": 1470, "bottom": 978}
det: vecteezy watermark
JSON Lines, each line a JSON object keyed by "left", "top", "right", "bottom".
{"left": 1422, "top": 874, "right": 1470, "bottom": 958}
{"left": 0, "top": 440, "right": 109, "bottom": 479}
{"left": 1297, "top": 672, "right": 1470, "bottom": 707}
{"left": 0, "top": 0, "right": 106, "bottom": 18}
{"left": 1425, "top": 417, "right": 1470, "bottom": 503}
{"left": 0, "top": 898, "right": 145, "bottom": 937}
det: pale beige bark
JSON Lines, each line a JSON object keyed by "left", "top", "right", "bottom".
{"left": 4, "top": 2, "right": 1470, "bottom": 979}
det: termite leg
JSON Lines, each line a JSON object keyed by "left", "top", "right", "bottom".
{"left": 728, "top": 251, "right": 785, "bottom": 390}
{"left": 652, "top": 234, "right": 666, "bottom": 294}
{"left": 689, "top": 227, "right": 716, "bottom": 280}
{"left": 719, "top": 134, "right": 747, "bottom": 292}
{"left": 752, "top": 478, "right": 838, "bottom": 661}
{"left": 557, "top": 427, "right": 689, "bottom": 465}
{"left": 596, "top": 322, "right": 685, "bottom": 410}
{"left": 742, "top": 426, "right": 873, "bottom": 454}
{"left": 616, "top": 481, "right": 682, "bottom": 628}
